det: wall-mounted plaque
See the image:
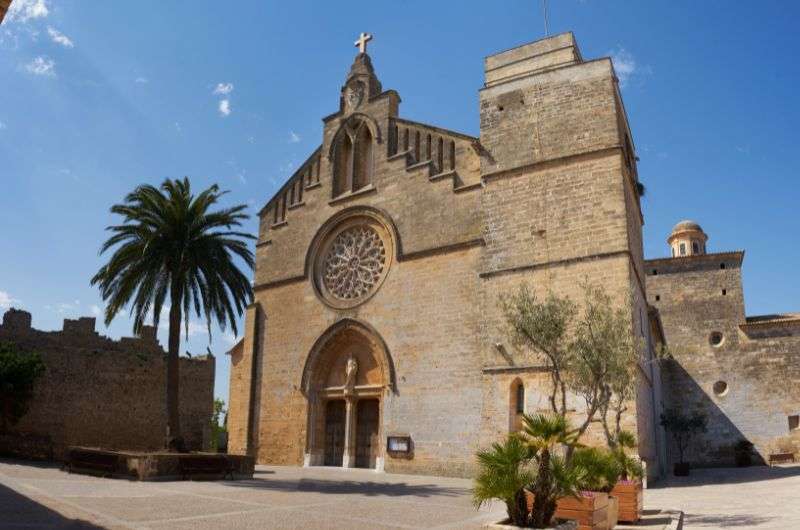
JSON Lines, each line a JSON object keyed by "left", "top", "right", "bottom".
{"left": 387, "top": 436, "right": 412, "bottom": 457}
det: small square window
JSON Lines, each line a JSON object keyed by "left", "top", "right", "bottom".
{"left": 720, "top": 263, "right": 726, "bottom": 270}
{"left": 655, "top": 295, "right": 661, "bottom": 302}
{"left": 789, "top": 415, "right": 799, "bottom": 431}
{"left": 652, "top": 269, "right": 658, "bottom": 276}
{"left": 722, "top": 289, "right": 727, "bottom": 296}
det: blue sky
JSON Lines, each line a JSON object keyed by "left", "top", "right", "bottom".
{"left": 2, "top": 1, "right": 799, "bottom": 404}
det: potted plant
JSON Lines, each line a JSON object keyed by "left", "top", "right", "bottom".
{"left": 569, "top": 447, "right": 621, "bottom": 529}
{"left": 734, "top": 439, "right": 754, "bottom": 467}
{"left": 606, "top": 430, "right": 644, "bottom": 524}
{"left": 660, "top": 409, "right": 707, "bottom": 476}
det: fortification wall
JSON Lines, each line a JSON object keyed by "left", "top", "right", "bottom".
{"left": 0, "top": 308, "right": 215, "bottom": 458}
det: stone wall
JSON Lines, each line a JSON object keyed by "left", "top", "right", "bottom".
{"left": 0, "top": 308, "right": 215, "bottom": 458}
{"left": 229, "top": 32, "right": 660, "bottom": 479}
{"left": 646, "top": 253, "right": 800, "bottom": 466}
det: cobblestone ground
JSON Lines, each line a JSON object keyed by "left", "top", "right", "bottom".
{"left": 2, "top": 459, "right": 798, "bottom": 529}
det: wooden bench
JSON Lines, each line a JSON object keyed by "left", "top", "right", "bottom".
{"left": 66, "top": 450, "right": 118, "bottom": 477}
{"left": 178, "top": 456, "right": 234, "bottom": 480}
{"left": 768, "top": 452, "right": 796, "bottom": 466}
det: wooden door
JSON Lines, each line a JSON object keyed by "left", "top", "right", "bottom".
{"left": 324, "top": 400, "right": 345, "bottom": 466}
{"left": 355, "top": 399, "right": 379, "bottom": 468}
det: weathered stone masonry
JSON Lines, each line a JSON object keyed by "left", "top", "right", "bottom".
{"left": 646, "top": 222, "right": 800, "bottom": 467}
{"left": 0, "top": 308, "right": 215, "bottom": 457}
{"left": 228, "top": 32, "right": 664, "bottom": 479}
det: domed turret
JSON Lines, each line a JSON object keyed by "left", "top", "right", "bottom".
{"left": 668, "top": 220, "right": 708, "bottom": 257}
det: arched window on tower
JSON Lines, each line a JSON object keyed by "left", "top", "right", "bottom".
{"left": 332, "top": 120, "right": 374, "bottom": 197}
{"left": 509, "top": 379, "right": 525, "bottom": 432}
{"left": 352, "top": 124, "right": 373, "bottom": 192}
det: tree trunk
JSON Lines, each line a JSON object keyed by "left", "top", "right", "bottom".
{"left": 166, "top": 298, "right": 182, "bottom": 449}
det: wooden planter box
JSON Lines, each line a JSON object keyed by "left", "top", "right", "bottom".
{"left": 526, "top": 491, "right": 611, "bottom": 530}
{"left": 610, "top": 480, "right": 642, "bottom": 523}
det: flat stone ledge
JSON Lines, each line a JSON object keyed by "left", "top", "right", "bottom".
{"left": 63, "top": 447, "right": 254, "bottom": 481}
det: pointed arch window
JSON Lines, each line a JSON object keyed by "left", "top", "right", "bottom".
{"left": 333, "top": 120, "right": 374, "bottom": 197}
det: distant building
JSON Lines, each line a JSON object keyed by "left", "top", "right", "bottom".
{"left": 647, "top": 222, "right": 800, "bottom": 466}
{"left": 0, "top": 308, "right": 215, "bottom": 458}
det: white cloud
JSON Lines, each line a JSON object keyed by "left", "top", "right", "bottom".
{"left": 0, "top": 291, "right": 21, "bottom": 308}
{"left": 134, "top": 76, "right": 148, "bottom": 84}
{"left": 47, "top": 26, "right": 73, "bottom": 48}
{"left": 90, "top": 304, "right": 102, "bottom": 317}
{"left": 8, "top": 0, "right": 49, "bottom": 23}
{"left": 218, "top": 99, "right": 231, "bottom": 117}
{"left": 213, "top": 82, "right": 234, "bottom": 95}
{"left": 288, "top": 131, "right": 301, "bottom": 143}
{"left": 610, "top": 48, "right": 636, "bottom": 88}
{"left": 25, "top": 55, "right": 55, "bottom": 77}
{"left": 174, "top": 122, "right": 182, "bottom": 134}
{"left": 0, "top": 121, "right": 6, "bottom": 130}
{"left": 45, "top": 299, "right": 80, "bottom": 314}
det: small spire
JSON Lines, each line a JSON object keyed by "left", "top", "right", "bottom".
{"left": 354, "top": 32, "right": 373, "bottom": 54}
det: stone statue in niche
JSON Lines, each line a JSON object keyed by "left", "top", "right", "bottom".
{"left": 344, "top": 354, "right": 358, "bottom": 393}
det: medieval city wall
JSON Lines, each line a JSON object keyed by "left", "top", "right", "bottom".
{"left": 0, "top": 309, "right": 214, "bottom": 457}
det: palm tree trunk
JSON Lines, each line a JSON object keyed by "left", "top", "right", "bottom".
{"left": 166, "top": 298, "right": 182, "bottom": 448}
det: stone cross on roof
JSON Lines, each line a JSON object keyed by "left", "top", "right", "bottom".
{"left": 354, "top": 32, "right": 373, "bottom": 54}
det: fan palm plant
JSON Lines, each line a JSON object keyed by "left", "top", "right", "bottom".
{"left": 473, "top": 435, "right": 534, "bottom": 527}
{"left": 91, "top": 178, "right": 254, "bottom": 448}
{"left": 520, "top": 413, "right": 582, "bottom": 528}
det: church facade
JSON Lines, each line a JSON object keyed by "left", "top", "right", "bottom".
{"left": 227, "top": 32, "right": 663, "bottom": 478}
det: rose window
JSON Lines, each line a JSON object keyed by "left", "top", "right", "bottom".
{"left": 322, "top": 226, "right": 386, "bottom": 301}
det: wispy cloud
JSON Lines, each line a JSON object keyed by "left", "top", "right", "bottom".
{"left": 609, "top": 47, "right": 652, "bottom": 89}
{"left": 610, "top": 48, "right": 636, "bottom": 87}
{"left": 288, "top": 131, "right": 301, "bottom": 143}
{"left": 0, "top": 121, "right": 6, "bottom": 130}
{"left": 8, "top": 0, "right": 49, "bottom": 23}
{"left": 47, "top": 26, "right": 73, "bottom": 48}
{"left": 90, "top": 304, "right": 103, "bottom": 317}
{"left": 0, "top": 291, "right": 21, "bottom": 308}
{"left": 45, "top": 299, "right": 80, "bottom": 314}
{"left": 25, "top": 55, "right": 55, "bottom": 77}
{"left": 134, "top": 76, "right": 148, "bottom": 84}
{"left": 213, "top": 82, "right": 234, "bottom": 95}
{"left": 218, "top": 99, "right": 231, "bottom": 117}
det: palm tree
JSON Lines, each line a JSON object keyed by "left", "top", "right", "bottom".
{"left": 520, "top": 413, "right": 582, "bottom": 528}
{"left": 473, "top": 435, "right": 534, "bottom": 527}
{"left": 91, "top": 178, "right": 254, "bottom": 448}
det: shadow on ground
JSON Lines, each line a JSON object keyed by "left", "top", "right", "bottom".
{"left": 222, "top": 476, "right": 468, "bottom": 498}
{"left": 650, "top": 464, "right": 800, "bottom": 488}
{"left": 683, "top": 513, "right": 778, "bottom": 527}
{"left": 0, "top": 482, "right": 104, "bottom": 529}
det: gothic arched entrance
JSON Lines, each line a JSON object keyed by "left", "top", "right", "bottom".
{"left": 301, "top": 319, "right": 395, "bottom": 470}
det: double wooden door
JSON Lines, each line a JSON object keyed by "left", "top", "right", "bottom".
{"left": 323, "top": 398, "right": 380, "bottom": 468}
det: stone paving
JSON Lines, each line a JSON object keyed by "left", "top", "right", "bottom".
{"left": 2, "top": 458, "right": 799, "bottom": 529}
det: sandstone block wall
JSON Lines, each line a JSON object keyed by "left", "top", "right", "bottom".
{"left": 0, "top": 309, "right": 215, "bottom": 457}
{"left": 229, "top": 32, "right": 660, "bottom": 479}
{"left": 646, "top": 254, "right": 800, "bottom": 466}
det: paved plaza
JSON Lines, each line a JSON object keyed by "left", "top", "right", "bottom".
{"left": 1, "top": 459, "right": 799, "bottom": 529}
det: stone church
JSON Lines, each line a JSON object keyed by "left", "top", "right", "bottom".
{"left": 227, "top": 31, "right": 664, "bottom": 478}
